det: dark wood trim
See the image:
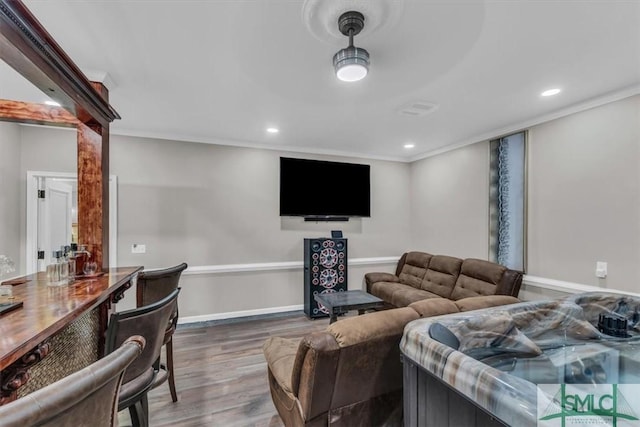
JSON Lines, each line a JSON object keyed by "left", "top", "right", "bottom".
{"left": 91, "top": 82, "right": 110, "bottom": 269}
{"left": 0, "top": 343, "right": 50, "bottom": 405}
{"left": 77, "top": 122, "right": 105, "bottom": 269}
{"left": 0, "top": 0, "right": 120, "bottom": 127}
{"left": 0, "top": 99, "right": 78, "bottom": 126}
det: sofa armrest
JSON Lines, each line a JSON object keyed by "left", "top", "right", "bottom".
{"left": 263, "top": 337, "right": 300, "bottom": 394}
{"left": 496, "top": 269, "right": 523, "bottom": 297}
{"left": 395, "top": 252, "right": 408, "bottom": 276}
{"left": 292, "top": 332, "right": 341, "bottom": 421}
{"left": 364, "top": 272, "right": 399, "bottom": 292}
{"left": 454, "top": 295, "right": 520, "bottom": 312}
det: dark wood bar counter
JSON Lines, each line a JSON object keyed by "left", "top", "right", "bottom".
{"left": 0, "top": 266, "right": 142, "bottom": 404}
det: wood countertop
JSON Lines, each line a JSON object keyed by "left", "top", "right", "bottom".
{"left": 0, "top": 266, "right": 143, "bottom": 371}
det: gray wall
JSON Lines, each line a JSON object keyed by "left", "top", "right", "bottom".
{"left": 527, "top": 95, "right": 640, "bottom": 290}
{"left": 108, "top": 135, "right": 410, "bottom": 313}
{"left": 15, "top": 128, "right": 410, "bottom": 314}
{"left": 410, "top": 94, "right": 640, "bottom": 293}
{"left": 410, "top": 140, "right": 490, "bottom": 258}
{"left": 110, "top": 136, "right": 410, "bottom": 266}
{"left": 0, "top": 122, "right": 22, "bottom": 275}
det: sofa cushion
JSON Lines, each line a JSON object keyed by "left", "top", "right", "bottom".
{"left": 420, "top": 255, "right": 462, "bottom": 298}
{"left": 390, "top": 287, "right": 441, "bottom": 308}
{"left": 408, "top": 298, "right": 460, "bottom": 317}
{"left": 262, "top": 336, "right": 300, "bottom": 394}
{"left": 454, "top": 295, "right": 520, "bottom": 312}
{"left": 370, "top": 281, "right": 408, "bottom": 303}
{"left": 398, "top": 252, "right": 432, "bottom": 289}
{"left": 450, "top": 258, "right": 507, "bottom": 300}
{"left": 328, "top": 307, "right": 419, "bottom": 347}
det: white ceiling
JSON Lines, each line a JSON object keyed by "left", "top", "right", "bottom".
{"left": 2, "top": 0, "right": 639, "bottom": 161}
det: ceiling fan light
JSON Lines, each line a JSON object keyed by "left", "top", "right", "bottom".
{"left": 333, "top": 46, "right": 369, "bottom": 82}
{"left": 332, "top": 11, "right": 370, "bottom": 82}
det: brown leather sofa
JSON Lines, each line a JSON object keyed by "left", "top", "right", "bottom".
{"left": 365, "top": 251, "right": 522, "bottom": 308}
{"left": 263, "top": 294, "right": 520, "bottom": 426}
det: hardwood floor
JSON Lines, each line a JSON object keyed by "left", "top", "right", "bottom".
{"left": 119, "top": 311, "right": 331, "bottom": 426}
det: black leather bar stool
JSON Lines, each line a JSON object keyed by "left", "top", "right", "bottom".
{"left": 136, "top": 262, "right": 188, "bottom": 402}
{"left": 107, "top": 288, "right": 180, "bottom": 426}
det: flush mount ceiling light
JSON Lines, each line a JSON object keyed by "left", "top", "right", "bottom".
{"left": 333, "top": 11, "right": 370, "bottom": 82}
{"left": 266, "top": 127, "right": 279, "bottom": 134}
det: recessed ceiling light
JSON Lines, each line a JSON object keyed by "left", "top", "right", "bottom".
{"left": 404, "top": 143, "right": 415, "bottom": 149}
{"left": 541, "top": 88, "right": 561, "bottom": 97}
{"left": 266, "top": 127, "right": 279, "bottom": 134}
{"left": 44, "top": 100, "right": 61, "bottom": 106}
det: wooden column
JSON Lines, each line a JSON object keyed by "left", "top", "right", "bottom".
{"left": 76, "top": 81, "right": 110, "bottom": 269}
{"left": 94, "top": 82, "right": 110, "bottom": 269}
{"left": 77, "top": 123, "right": 106, "bottom": 269}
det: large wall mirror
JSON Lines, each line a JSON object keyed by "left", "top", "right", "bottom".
{"left": 0, "top": 59, "right": 53, "bottom": 279}
{"left": 0, "top": 59, "right": 116, "bottom": 279}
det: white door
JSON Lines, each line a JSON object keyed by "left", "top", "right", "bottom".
{"left": 38, "top": 180, "right": 73, "bottom": 269}
{"left": 26, "top": 171, "right": 118, "bottom": 274}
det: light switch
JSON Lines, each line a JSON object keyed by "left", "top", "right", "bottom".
{"left": 596, "top": 261, "right": 607, "bottom": 278}
{"left": 131, "top": 244, "right": 146, "bottom": 254}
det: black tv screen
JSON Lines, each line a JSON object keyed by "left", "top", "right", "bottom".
{"left": 280, "top": 157, "right": 370, "bottom": 218}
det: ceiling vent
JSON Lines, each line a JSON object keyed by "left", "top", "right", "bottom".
{"left": 398, "top": 102, "right": 439, "bottom": 117}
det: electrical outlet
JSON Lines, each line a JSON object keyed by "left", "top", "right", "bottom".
{"left": 596, "top": 261, "right": 607, "bottom": 278}
{"left": 131, "top": 244, "right": 146, "bottom": 254}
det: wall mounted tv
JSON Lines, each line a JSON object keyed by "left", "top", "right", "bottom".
{"left": 279, "top": 157, "right": 370, "bottom": 221}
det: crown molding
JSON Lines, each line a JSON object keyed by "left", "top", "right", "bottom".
{"left": 408, "top": 85, "right": 640, "bottom": 163}
{"left": 109, "top": 127, "right": 408, "bottom": 163}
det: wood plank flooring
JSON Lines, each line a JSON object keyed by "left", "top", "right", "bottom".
{"left": 118, "top": 311, "right": 332, "bottom": 426}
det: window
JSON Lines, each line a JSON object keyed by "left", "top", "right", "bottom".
{"left": 489, "top": 131, "right": 526, "bottom": 271}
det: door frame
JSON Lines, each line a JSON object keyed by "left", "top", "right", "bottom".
{"left": 26, "top": 171, "right": 118, "bottom": 274}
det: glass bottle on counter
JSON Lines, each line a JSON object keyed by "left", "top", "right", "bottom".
{"left": 75, "top": 244, "right": 91, "bottom": 277}
{"left": 62, "top": 245, "right": 76, "bottom": 281}
{"left": 59, "top": 249, "right": 69, "bottom": 282}
{"left": 46, "top": 250, "right": 70, "bottom": 286}
{"left": 46, "top": 251, "right": 60, "bottom": 285}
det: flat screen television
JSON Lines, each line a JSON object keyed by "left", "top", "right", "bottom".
{"left": 279, "top": 157, "right": 370, "bottom": 220}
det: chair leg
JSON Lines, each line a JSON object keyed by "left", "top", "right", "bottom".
{"left": 128, "top": 401, "right": 145, "bottom": 427}
{"left": 167, "top": 337, "right": 178, "bottom": 402}
{"left": 127, "top": 394, "right": 150, "bottom": 427}
{"left": 140, "top": 394, "right": 149, "bottom": 427}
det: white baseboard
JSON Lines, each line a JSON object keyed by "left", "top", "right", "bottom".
{"left": 179, "top": 304, "right": 304, "bottom": 325}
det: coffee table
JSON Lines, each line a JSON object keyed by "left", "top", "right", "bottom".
{"left": 313, "top": 290, "right": 384, "bottom": 324}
